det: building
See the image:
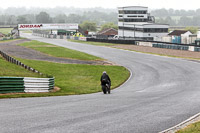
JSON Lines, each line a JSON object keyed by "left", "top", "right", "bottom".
{"left": 118, "top": 6, "right": 169, "bottom": 40}
{"left": 96, "top": 28, "right": 118, "bottom": 39}
{"left": 168, "top": 30, "right": 193, "bottom": 44}
{"left": 0, "top": 32, "right": 5, "bottom": 37}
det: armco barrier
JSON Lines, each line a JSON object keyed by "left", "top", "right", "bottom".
{"left": 0, "top": 77, "right": 24, "bottom": 93}
{"left": 194, "top": 47, "right": 200, "bottom": 52}
{"left": 152, "top": 43, "right": 189, "bottom": 51}
{"left": 87, "top": 38, "right": 136, "bottom": 44}
{"left": 0, "top": 77, "right": 54, "bottom": 93}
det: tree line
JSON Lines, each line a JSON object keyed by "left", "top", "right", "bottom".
{"left": 1, "top": 7, "right": 200, "bottom": 28}
{"left": 0, "top": 7, "right": 118, "bottom": 26}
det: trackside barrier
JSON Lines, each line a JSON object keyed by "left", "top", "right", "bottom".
{"left": 194, "top": 47, "right": 200, "bottom": 52}
{"left": 32, "top": 33, "right": 86, "bottom": 41}
{"left": 86, "top": 38, "right": 136, "bottom": 44}
{"left": 86, "top": 38, "right": 200, "bottom": 52}
{"left": 0, "top": 36, "right": 20, "bottom": 41}
{"left": 0, "top": 77, "right": 24, "bottom": 93}
{"left": 152, "top": 43, "right": 189, "bottom": 51}
{"left": 24, "top": 77, "right": 54, "bottom": 93}
{"left": 0, "top": 51, "right": 55, "bottom": 93}
{"left": 0, "top": 77, "right": 54, "bottom": 93}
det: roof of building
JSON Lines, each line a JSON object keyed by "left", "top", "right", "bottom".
{"left": 118, "top": 6, "right": 148, "bottom": 9}
{"left": 97, "top": 28, "right": 118, "bottom": 35}
{"left": 168, "top": 30, "right": 190, "bottom": 36}
{"left": 124, "top": 22, "right": 169, "bottom": 26}
{"left": 0, "top": 32, "right": 5, "bottom": 37}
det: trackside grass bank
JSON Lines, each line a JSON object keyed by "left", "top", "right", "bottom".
{"left": 0, "top": 56, "right": 44, "bottom": 78}
{"left": 18, "top": 40, "right": 102, "bottom": 61}
{"left": 0, "top": 28, "right": 12, "bottom": 35}
{"left": 0, "top": 58, "right": 129, "bottom": 98}
{"left": 176, "top": 121, "right": 200, "bottom": 133}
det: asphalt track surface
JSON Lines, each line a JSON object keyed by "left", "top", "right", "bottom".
{"left": 1, "top": 33, "right": 200, "bottom": 133}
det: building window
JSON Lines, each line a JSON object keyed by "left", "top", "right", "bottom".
{"left": 118, "top": 10, "right": 124, "bottom": 14}
{"left": 118, "top": 19, "right": 124, "bottom": 22}
{"left": 128, "top": 15, "right": 137, "bottom": 17}
{"left": 118, "top": 26, "right": 144, "bottom": 32}
{"left": 119, "top": 27, "right": 168, "bottom": 33}
{"left": 123, "top": 10, "right": 147, "bottom": 14}
{"left": 143, "top": 28, "right": 168, "bottom": 33}
{"left": 124, "top": 19, "right": 148, "bottom": 22}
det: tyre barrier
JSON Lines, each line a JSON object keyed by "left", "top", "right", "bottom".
{"left": 0, "top": 77, "right": 54, "bottom": 93}
{"left": 152, "top": 43, "right": 190, "bottom": 51}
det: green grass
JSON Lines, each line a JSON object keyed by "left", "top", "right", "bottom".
{"left": 0, "top": 58, "right": 130, "bottom": 98}
{"left": 176, "top": 121, "right": 200, "bottom": 133}
{"left": 0, "top": 56, "right": 44, "bottom": 78}
{"left": 68, "top": 39, "right": 119, "bottom": 46}
{"left": 0, "top": 28, "right": 12, "bottom": 35}
{"left": 18, "top": 40, "right": 102, "bottom": 61}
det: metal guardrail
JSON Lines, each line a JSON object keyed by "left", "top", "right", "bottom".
{"left": 0, "top": 77, "right": 24, "bottom": 93}
{"left": 152, "top": 43, "right": 189, "bottom": 51}
{"left": 0, "top": 77, "right": 54, "bottom": 93}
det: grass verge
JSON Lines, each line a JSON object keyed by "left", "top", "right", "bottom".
{"left": 0, "top": 56, "right": 44, "bottom": 78}
{"left": 0, "top": 28, "right": 12, "bottom": 35}
{"left": 0, "top": 56, "right": 42, "bottom": 78}
{"left": 18, "top": 40, "right": 102, "bottom": 61}
{"left": 0, "top": 58, "right": 130, "bottom": 99}
{"left": 176, "top": 121, "right": 200, "bottom": 133}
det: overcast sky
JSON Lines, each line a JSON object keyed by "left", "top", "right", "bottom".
{"left": 1, "top": 0, "right": 200, "bottom": 10}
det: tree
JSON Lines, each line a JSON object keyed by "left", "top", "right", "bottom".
{"left": 65, "top": 14, "right": 83, "bottom": 23}
{"left": 36, "top": 12, "right": 52, "bottom": 23}
{"left": 54, "top": 14, "right": 67, "bottom": 23}
{"left": 178, "top": 16, "right": 192, "bottom": 26}
{"left": 155, "top": 17, "right": 166, "bottom": 24}
{"left": 164, "top": 16, "right": 176, "bottom": 26}
{"left": 100, "top": 22, "right": 118, "bottom": 31}
{"left": 17, "top": 16, "right": 28, "bottom": 24}
{"left": 192, "top": 16, "right": 200, "bottom": 26}
{"left": 7, "top": 15, "right": 17, "bottom": 25}
{"left": 185, "top": 26, "right": 198, "bottom": 34}
{"left": 168, "top": 8, "right": 174, "bottom": 16}
{"left": 79, "top": 21, "right": 97, "bottom": 32}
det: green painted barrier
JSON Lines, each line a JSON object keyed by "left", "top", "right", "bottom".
{"left": 0, "top": 77, "right": 25, "bottom": 93}
{"left": 0, "top": 77, "right": 55, "bottom": 93}
{"left": 194, "top": 47, "right": 200, "bottom": 52}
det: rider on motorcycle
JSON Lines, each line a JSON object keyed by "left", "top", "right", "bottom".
{"left": 100, "top": 71, "right": 111, "bottom": 94}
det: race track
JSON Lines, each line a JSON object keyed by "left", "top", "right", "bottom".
{"left": 1, "top": 33, "right": 200, "bottom": 133}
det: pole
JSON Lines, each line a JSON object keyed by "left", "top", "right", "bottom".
{"left": 134, "top": 24, "right": 135, "bottom": 38}
{"left": 123, "top": 7, "right": 124, "bottom": 39}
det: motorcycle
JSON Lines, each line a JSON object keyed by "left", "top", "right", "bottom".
{"left": 101, "top": 83, "right": 110, "bottom": 94}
